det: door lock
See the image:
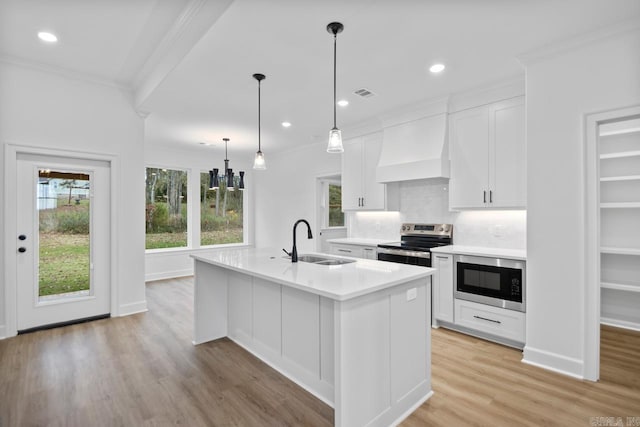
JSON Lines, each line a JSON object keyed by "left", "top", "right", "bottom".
{"left": 18, "top": 234, "right": 26, "bottom": 240}
{"left": 18, "top": 247, "right": 27, "bottom": 253}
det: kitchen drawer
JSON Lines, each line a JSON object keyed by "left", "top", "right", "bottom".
{"left": 454, "top": 299, "right": 525, "bottom": 343}
{"left": 329, "top": 243, "right": 363, "bottom": 258}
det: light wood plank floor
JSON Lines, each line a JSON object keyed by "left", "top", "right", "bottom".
{"left": 0, "top": 277, "right": 638, "bottom": 426}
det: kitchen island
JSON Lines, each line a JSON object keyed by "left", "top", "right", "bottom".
{"left": 192, "top": 247, "right": 435, "bottom": 427}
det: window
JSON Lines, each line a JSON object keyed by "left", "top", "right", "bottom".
{"left": 328, "top": 183, "right": 344, "bottom": 227}
{"left": 200, "top": 172, "right": 243, "bottom": 246}
{"left": 145, "top": 168, "right": 188, "bottom": 249}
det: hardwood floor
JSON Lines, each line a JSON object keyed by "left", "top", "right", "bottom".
{"left": 1, "top": 277, "right": 638, "bottom": 426}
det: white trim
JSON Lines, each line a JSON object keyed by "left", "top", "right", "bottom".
{"left": 390, "top": 391, "right": 434, "bottom": 427}
{"left": 0, "top": 54, "right": 131, "bottom": 93}
{"left": 518, "top": 18, "right": 640, "bottom": 66}
{"left": 601, "top": 317, "right": 640, "bottom": 332}
{"left": 3, "top": 143, "right": 119, "bottom": 336}
{"left": 522, "top": 346, "right": 584, "bottom": 380}
{"left": 117, "top": 301, "right": 148, "bottom": 317}
{"left": 584, "top": 105, "right": 640, "bottom": 382}
{"left": 146, "top": 269, "right": 193, "bottom": 282}
{"left": 0, "top": 324, "right": 6, "bottom": 340}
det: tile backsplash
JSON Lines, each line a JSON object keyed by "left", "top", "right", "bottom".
{"left": 348, "top": 178, "right": 526, "bottom": 249}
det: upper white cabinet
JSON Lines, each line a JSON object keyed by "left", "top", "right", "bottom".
{"left": 449, "top": 96, "right": 526, "bottom": 209}
{"left": 342, "top": 132, "right": 386, "bottom": 211}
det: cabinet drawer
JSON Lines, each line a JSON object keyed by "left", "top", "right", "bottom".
{"left": 329, "top": 243, "right": 363, "bottom": 258}
{"left": 454, "top": 299, "right": 525, "bottom": 343}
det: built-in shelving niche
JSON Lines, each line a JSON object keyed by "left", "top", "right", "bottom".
{"left": 599, "top": 120, "right": 640, "bottom": 330}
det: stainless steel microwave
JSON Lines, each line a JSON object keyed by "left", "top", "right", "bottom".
{"left": 454, "top": 255, "right": 526, "bottom": 312}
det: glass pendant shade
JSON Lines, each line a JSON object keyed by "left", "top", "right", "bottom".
{"left": 327, "top": 128, "right": 343, "bottom": 153}
{"left": 253, "top": 150, "right": 266, "bottom": 170}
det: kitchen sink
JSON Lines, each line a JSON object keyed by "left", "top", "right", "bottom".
{"left": 287, "top": 254, "right": 356, "bottom": 265}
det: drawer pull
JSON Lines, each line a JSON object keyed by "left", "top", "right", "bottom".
{"left": 338, "top": 249, "right": 352, "bottom": 253}
{"left": 473, "top": 315, "right": 501, "bottom": 324}
{"left": 435, "top": 255, "right": 449, "bottom": 259}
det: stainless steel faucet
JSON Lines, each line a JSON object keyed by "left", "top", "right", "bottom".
{"left": 290, "top": 219, "right": 313, "bottom": 262}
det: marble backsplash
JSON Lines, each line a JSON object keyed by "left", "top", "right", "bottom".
{"left": 348, "top": 179, "right": 526, "bottom": 249}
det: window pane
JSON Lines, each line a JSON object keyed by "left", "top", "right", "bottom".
{"left": 200, "top": 172, "right": 244, "bottom": 246}
{"left": 328, "top": 184, "right": 344, "bottom": 227}
{"left": 145, "top": 168, "right": 187, "bottom": 249}
{"left": 38, "top": 170, "right": 91, "bottom": 300}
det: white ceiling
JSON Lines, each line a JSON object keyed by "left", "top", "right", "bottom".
{"left": 2, "top": 0, "right": 639, "bottom": 159}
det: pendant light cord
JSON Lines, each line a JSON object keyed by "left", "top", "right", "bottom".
{"left": 258, "top": 79, "right": 262, "bottom": 152}
{"left": 333, "top": 33, "right": 337, "bottom": 128}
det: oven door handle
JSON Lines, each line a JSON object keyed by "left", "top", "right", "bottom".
{"left": 377, "top": 248, "right": 431, "bottom": 259}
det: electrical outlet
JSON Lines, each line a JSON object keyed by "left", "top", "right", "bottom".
{"left": 406, "top": 287, "right": 417, "bottom": 301}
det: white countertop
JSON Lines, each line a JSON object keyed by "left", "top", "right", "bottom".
{"left": 326, "top": 237, "right": 395, "bottom": 247}
{"left": 431, "top": 245, "right": 527, "bottom": 260}
{"left": 192, "top": 247, "right": 434, "bottom": 301}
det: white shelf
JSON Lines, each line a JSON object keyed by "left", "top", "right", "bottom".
{"left": 600, "top": 175, "right": 640, "bottom": 182}
{"left": 600, "top": 202, "right": 640, "bottom": 208}
{"left": 601, "top": 281, "right": 640, "bottom": 293}
{"left": 600, "top": 247, "right": 640, "bottom": 256}
{"left": 600, "top": 150, "right": 640, "bottom": 160}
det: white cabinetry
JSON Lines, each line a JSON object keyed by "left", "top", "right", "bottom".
{"left": 454, "top": 299, "right": 525, "bottom": 343}
{"left": 449, "top": 96, "right": 526, "bottom": 209}
{"left": 598, "top": 119, "right": 640, "bottom": 330}
{"left": 342, "top": 132, "right": 386, "bottom": 211}
{"left": 329, "top": 242, "right": 377, "bottom": 259}
{"left": 432, "top": 254, "right": 453, "bottom": 324}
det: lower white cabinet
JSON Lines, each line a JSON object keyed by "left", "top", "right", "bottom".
{"left": 432, "top": 254, "right": 454, "bottom": 323}
{"left": 454, "top": 299, "right": 525, "bottom": 343}
{"left": 329, "top": 243, "right": 377, "bottom": 259}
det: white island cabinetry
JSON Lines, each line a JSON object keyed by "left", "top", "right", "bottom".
{"left": 192, "top": 248, "right": 434, "bottom": 427}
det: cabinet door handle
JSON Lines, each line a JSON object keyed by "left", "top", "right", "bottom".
{"left": 473, "top": 315, "right": 501, "bottom": 324}
{"left": 483, "top": 191, "right": 487, "bottom": 203}
{"left": 362, "top": 197, "right": 365, "bottom": 207}
{"left": 489, "top": 190, "right": 493, "bottom": 203}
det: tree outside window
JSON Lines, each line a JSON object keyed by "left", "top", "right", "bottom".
{"left": 200, "top": 172, "right": 243, "bottom": 246}
{"left": 145, "top": 168, "right": 188, "bottom": 249}
{"left": 328, "top": 183, "right": 344, "bottom": 227}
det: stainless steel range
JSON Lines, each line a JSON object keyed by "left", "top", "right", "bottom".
{"left": 377, "top": 223, "right": 453, "bottom": 267}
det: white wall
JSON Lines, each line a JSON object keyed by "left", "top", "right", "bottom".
{"left": 523, "top": 28, "right": 640, "bottom": 377}
{"left": 0, "top": 62, "right": 146, "bottom": 335}
{"left": 254, "top": 141, "right": 341, "bottom": 253}
{"left": 143, "top": 144, "right": 254, "bottom": 281}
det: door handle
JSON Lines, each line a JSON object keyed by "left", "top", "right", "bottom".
{"left": 483, "top": 191, "right": 487, "bottom": 203}
{"left": 489, "top": 190, "right": 493, "bottom": 203}
{"left": 18, "top": 234, "right": 27, "bottom": 241}
{"left": 18, "top": 247, "right": 27, "bottom": 253}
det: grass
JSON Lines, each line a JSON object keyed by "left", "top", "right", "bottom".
{"left": 39, "top": 233, "right": 90, "bottom": 296}
{"left": 145, "top": 229, "right": 243, "bottom": 249}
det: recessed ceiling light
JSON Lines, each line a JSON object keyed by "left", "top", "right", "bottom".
{"left": 337, "top": 99, "right": 349, "bottom": 107}
{"left": 282, "top": 122, "right": 292, "bottom": 128}
{"left": 38, "top": 32, "right": 58, "bottom": 43}
{"left": 429, "top": 63, "right": 445, "bottom": 73}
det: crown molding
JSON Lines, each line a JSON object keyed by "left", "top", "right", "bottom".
{"left": 448, "top": 75, "right": 525, "bottom": 113}
{"left": 517, "top": 18, "right": 640, "bottom": 66}
{"left": 0, "top": 53, "right": 131, "bottom": 94}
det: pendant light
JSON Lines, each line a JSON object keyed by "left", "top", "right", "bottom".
{"left": 326, "top": 22, "right": 344, "bottom": 153}
{"left": 253, "top": 73, "right": 267, "bottom": 170}
{"left": 208, "top": 138, "right": 244, "bottom": 190}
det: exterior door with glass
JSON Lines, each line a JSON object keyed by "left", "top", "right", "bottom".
{"left": 15, "top": 154, "right": 111, "bottom": 331}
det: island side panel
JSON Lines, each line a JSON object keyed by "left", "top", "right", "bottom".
{"left": 193, "top": 260, "right": 228, "bottom": 345}
{"left": 333, "top": 277, "right": 432, "bottom": 427}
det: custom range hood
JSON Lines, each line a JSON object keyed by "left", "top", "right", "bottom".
{"left": 376, "top": 99, "right": 449, "bottom": 183}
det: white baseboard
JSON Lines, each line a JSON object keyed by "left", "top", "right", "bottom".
{"left": 601, "top": 317, "right": 640, "bottom": 332}
{"left": 522, "top": 346, "right": 584, "bottom": 379}
{"left": 145, "top": 269, "right": 193, "bottom": 282}
{"left": 0, "top": 324, "right": 5, "bottom": 340}
{"left": 118, "top": 300, "right": 148, "bottom": 317}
